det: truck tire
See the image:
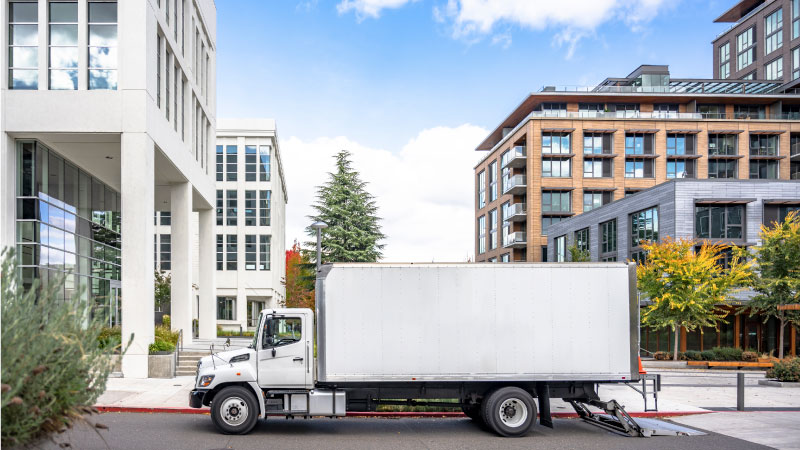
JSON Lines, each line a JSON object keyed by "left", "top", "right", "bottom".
{"left": 210, "top": 386, "right": 259, "bottom": 435}
{"left": 481, "top": 387, "right": 537, "bottom": 437}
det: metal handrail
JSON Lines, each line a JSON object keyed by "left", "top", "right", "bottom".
{"left": 174, "top": 329, "right": 183, "bottom": 378}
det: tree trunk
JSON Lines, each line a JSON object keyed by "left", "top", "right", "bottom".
{"left": 673, "top": 324, "right": 680, "bottom": 361}
{"left": 778, "top": 316, "right": 786, "bottom": 360}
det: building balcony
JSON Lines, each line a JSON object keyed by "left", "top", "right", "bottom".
{"left": 503, "top": 175, "right": 527, "bottom": 196}
{"left": 507, "top": 203, "right": 527, "bottom": 222}
{"left": 501, "top": 146, "right": 527, "bottom": 169}
{"left": 503, "top": 231, "right": 527, "bottom": 248}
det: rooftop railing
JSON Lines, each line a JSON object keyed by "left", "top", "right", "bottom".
{"left": 540, "top": 80, "right": 790, "bottom": 95}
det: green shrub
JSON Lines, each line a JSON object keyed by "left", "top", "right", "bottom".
{"left": 162, "top": 314, "right": 171, "bottom": 327}
{"left": 1, "top": 251, "right": 125, "bottom": 447}
{"left": 711, "top": 346, "right": 743, "bottom": 361}
{"left": 684, "top": 350, "right": 703, "bottom": 361}
{"left": 148, "top": 339, "right": 175, "bottom": 354}
{"left": 97, "top": 326, "right": 122, "bottom": 351}
{"left": 217, "top": 330, "right": 255, "bottom": 337}
{"left": 155, "top": 325, "right": 180, "bottom": 346}
{"left": 653, "top": 351, "right": 670, "bottom": 361}
{"left": 741, "top": 351, "right": 758, "bottom": 362}
{"left": 700, "top": 350, "right": 715, "bottom": 361}
{"left": 766, "top": 358, "right": 800, "bottom": 382}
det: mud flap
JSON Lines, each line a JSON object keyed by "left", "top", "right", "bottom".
{"left": 535, "top": 383, "right": 553, "bottom": 429}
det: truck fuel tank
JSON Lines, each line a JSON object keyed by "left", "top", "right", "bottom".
{"left": 308, "top": 389, "right": 346, "bottom": 416}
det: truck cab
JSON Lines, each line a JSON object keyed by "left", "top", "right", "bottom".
{"left": 189, "top": 308, "right": 324, "bottom": 433}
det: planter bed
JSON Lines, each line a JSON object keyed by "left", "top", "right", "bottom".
{"left": 686, "top": 361, "right": 773, "bottom": 369}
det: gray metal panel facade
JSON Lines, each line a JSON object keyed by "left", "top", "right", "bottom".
{"left": 547, "top": 180, "right": 800, "bottom": 262}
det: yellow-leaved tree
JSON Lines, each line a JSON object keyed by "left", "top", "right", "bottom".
{"left": 637, "top": 238, "right": 752, "bottom": 361}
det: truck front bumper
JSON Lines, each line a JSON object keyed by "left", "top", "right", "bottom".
{"left": 189, "top": 390, "right": 206, "bottom": 408}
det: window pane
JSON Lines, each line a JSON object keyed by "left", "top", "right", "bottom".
{"left": 10, "top": 70, "right": 38, "bottom": 89}
{"left": 10, "top": 24, "right": 38, "bottom": 45}
{"left": 89, "top": 69, "right": 117, "bottom": 89}
{"left": 89, "top": 25, "right": 117, "bottom": 46}
{"left": 89, "top": 2, "right": 118, "bottom": 23}
{"left": 50, "top": 47, "right": 78, "bottom": 68}
{"left": 10, "top": 46, "right": 37, "bottom": 68}
{"left": 50, "top": 2, "right": 78, "bottom": 22}
{"left": 11, "top": 2, "right": 38, "bottom": 22}
{"left": 49, "top": 69, "right": 78, "bottom": 90}
{"left": 49, "top": 24, "right": 78, "bottom": 45}
{"left": 89, "top": 46, "right": 117, "bottom": 68}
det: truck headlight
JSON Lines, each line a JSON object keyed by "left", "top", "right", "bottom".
{"left": 199, "top": 375, "right": 215, "bottom": 387}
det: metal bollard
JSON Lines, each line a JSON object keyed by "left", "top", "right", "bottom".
{"left": 737, "top": 373, "right": 745, "bottom": 411}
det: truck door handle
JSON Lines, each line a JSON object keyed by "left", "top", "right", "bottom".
{"left": 293, "top": 357, "right": 304, "bottom": 362}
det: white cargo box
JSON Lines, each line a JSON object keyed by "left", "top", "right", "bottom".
{"left": 315, "top": 263, "right": 638, "bottom": 383}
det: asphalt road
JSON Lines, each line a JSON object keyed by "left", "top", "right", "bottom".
{"left": 31, "top": 413, "right": 770, "bottom": 450}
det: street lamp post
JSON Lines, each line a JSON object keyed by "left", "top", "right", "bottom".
{"left": 311, "top": 221, "right": 328, "bottom": 271}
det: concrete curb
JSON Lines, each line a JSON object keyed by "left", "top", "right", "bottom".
{"left": 95, "top": 405, "right": 713, "bottom": 419}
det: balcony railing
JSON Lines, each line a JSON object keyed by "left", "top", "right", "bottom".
{"left": 501, "top": 146, "right": 526, "bottom": 168}
{"left": 503, "top": 175, "right": 527, "bottom": 195}
{"left": 503, "top": 231, "right": 527, "bottom": 248}
{"left": 506, "top": 203, "right": 527, "bottom": 222}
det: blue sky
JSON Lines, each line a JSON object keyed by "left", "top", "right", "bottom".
{"left": 215, "top": 0, "right": 742, "bottom": 261}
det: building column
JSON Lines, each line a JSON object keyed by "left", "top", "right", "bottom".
{"left": 170, "top": 182, "right": 193, "bottom": 345}
{"left": 198, "top": 208, "right": 216, "bottom": 339}
{"left": 121, "top": 133, "right": 155, "bottom": 378}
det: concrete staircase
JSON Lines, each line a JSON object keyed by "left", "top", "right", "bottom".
{"left": 176, "top": 351, "right": 207, "bottom": 377}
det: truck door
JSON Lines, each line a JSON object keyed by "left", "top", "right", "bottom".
{"left": 257, "top": 314, "right": 309, "bottom": 388}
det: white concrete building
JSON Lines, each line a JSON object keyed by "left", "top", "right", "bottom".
{"left": 153, "top": 119, "right": 288, "bottom": 333}
{"left": 0, "top": 0, "right": 218, "bottom": 378}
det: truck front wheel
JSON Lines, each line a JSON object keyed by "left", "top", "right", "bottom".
{"left": 210, "top": 386, "right": 259, "bottom": 435}
{"left": 481, "top": 387, "right": 536, "bottom": 437}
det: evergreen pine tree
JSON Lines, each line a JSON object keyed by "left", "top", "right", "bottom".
{"left": 306, "top": 150, "right": 385, "bottom": 263}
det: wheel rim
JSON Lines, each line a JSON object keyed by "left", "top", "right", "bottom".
{"left": 498, "top": 398, "right": 528, "bottom": 428}
{"left": 220, "top": 396, "right": 249, "bottom": 427}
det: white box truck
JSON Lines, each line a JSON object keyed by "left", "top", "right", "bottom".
{"left": 190, "top": 263, "right": 642, "bottom": 437}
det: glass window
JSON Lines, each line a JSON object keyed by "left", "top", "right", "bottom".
{"left": 541, "top": 102, "right": 567, "bottom": 117}
{"left": 244, "top": 190, "right": 256, "bottom": 226}
{"left": 600, "top": 219, "right": 617, "bottom": 258}
{"left": 217, "top": 296, "right": 235, "bottom": 320}
{"left": 625, "top": 133, "right": 653, "bottom": 155}
{"left": 625, "top": 159, "right": 653, "bottom": 178}
{"left": 574, "top": 228, "right": 589, "bottom": 253}
{"left": 226, "top": 190, "right": 237, "bottom": 226}
{"left": 765, "top": 8, "right": 783, "bottom": 55}
{"left": 226, "top": 145, "right": 238, "bottom": 181}
{"left": 259, "top": 235, "right": 271, "bottom": 270}
{"left": 736, "top": 105, "right": 766, "bottom": 120}
{"left": 612, "top": 103, "right": 639, "bottom": 118}
{"left": 750, "top": 134, "right": 779, "bottom": 156}
{"left": 259, "top": 190, "right": 271, "bottom": 226}
{"left": 554, "top": 235, "right": 566, "bottom": 262}
{"left": 765, "top": 57, "right": 784, "bottom": 80}
{"left": 719, "top": 42, "right": 731, "bottom": 79}
{"left": 667, "top": 160, "right": 695, "bottom": 179}
{"left": 737, "top": 27, "right": 755, "bottom": 71}
{"left": 542, "top": 158, "right": 571, "bottom": 177}
{"left": 216, "top": 234, "right": 223, "bottom": 270}
{"left": 542, "top": 132, "right": 571, "bottom": 154}
{"left": 160, "top": 211, "right": 171, "bottom": 225}
{"left": 216, "top": 190, "right": 223, "bottom": 225}
{"left": 488, "top": 161, "right": 497, "bottom": 202}
{"left": 583, "top": 191, "right": 612, "bottom": 212}
{"left": 709, "top": 134, "right": 738, "bottom": 156}
{"left": 245, "top": 235, "right": 257, "bottom": 270}
{"left": 477, "top": 215, "right": 486, "bottom": 254}
{"left": 709, "top": 159, "right": 738, "bottom": 179}
{"left": 750, "top": 160, "right": 779, "bottom": 179}
{"left": 259, "top": 145, "right": 271, "bottom": 181}
{"left": 578, "top": 103, "right": 604, "bottom": 117}
{"left": 49, "top": 2, "right": 78, "bottom": 90}
{"left": 263, "top": 316, "right": 301, "bottom": 348}
{"left": 542, "top": 216, "right": 563, "bottom": 232}
{"left": 215, "top": 145, "right": 223, "bottom": 181}
{"left": 159, "top": 234, "right": 171, "bottom": 270}
{"left": 630, "top": 207, "right": 659, "bottom": 257}
{"left": 164, "top": 50, "right": 171, "bottom": 119}
{"left": 245, "top": 145, "right": 257, "bottom": 181}
{"left": 794, "top": 0, "right": 800, "bottom": 40}
{"left": 698, "top": 104, "right": 726, "bottom": 119}
{"left": 87, "top": 1, "right": 117, "bottom": 89}
{"left": 583, "top": 159, "right": 612, "bottom": 178}
{"left": 226, "top": 235, "right": 237, "bottom": 271}
{"left": 500, "top": 153, "right": 511, "bottom": 193}
{"left": 696, "top": 205, "right": 744, "bottom": 240}
{"left": 583, "top": 133, "right": 611, "bottom": 154}
{"left": 666, "top": 134, "right": 693, "bottom": 156}
{"left": 501, "top": 202, "right": 511, "bottom": 245}
{"left": 542, "top": 191, "right": 570, "bottom": 213}
{"left": 489, "top": 208, "right": 498, "bottom": 251}
{"left": 793, "top": 47, "right": 800, "bottom": 80}
{"left": 10, "top": 1, "right": 39, "bottom": 89}
{"left": 477, "top": 170, "right": 486, "bottom": 209}
{"left": 500, "top": 253, "right": 510, "bottom": 263}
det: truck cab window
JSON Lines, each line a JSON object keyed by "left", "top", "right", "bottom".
{"left": 263, "top": 317, "right": 302, "bottom": 349}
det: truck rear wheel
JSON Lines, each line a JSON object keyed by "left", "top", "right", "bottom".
{"left": 210, "top": 386, "right": 259, "bottom": 435}
{"left": 481, "top": 387, "right": 536, "bottom": 437}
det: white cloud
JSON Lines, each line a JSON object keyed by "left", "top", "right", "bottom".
{"left": 281, "top": 124, "right": 488, "bottom": 262}
{"left": 337, "top": 0, "right": 418, "bottom": 19}
{"left": 434, "top": 0, "right": 672, "bottom": 55}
